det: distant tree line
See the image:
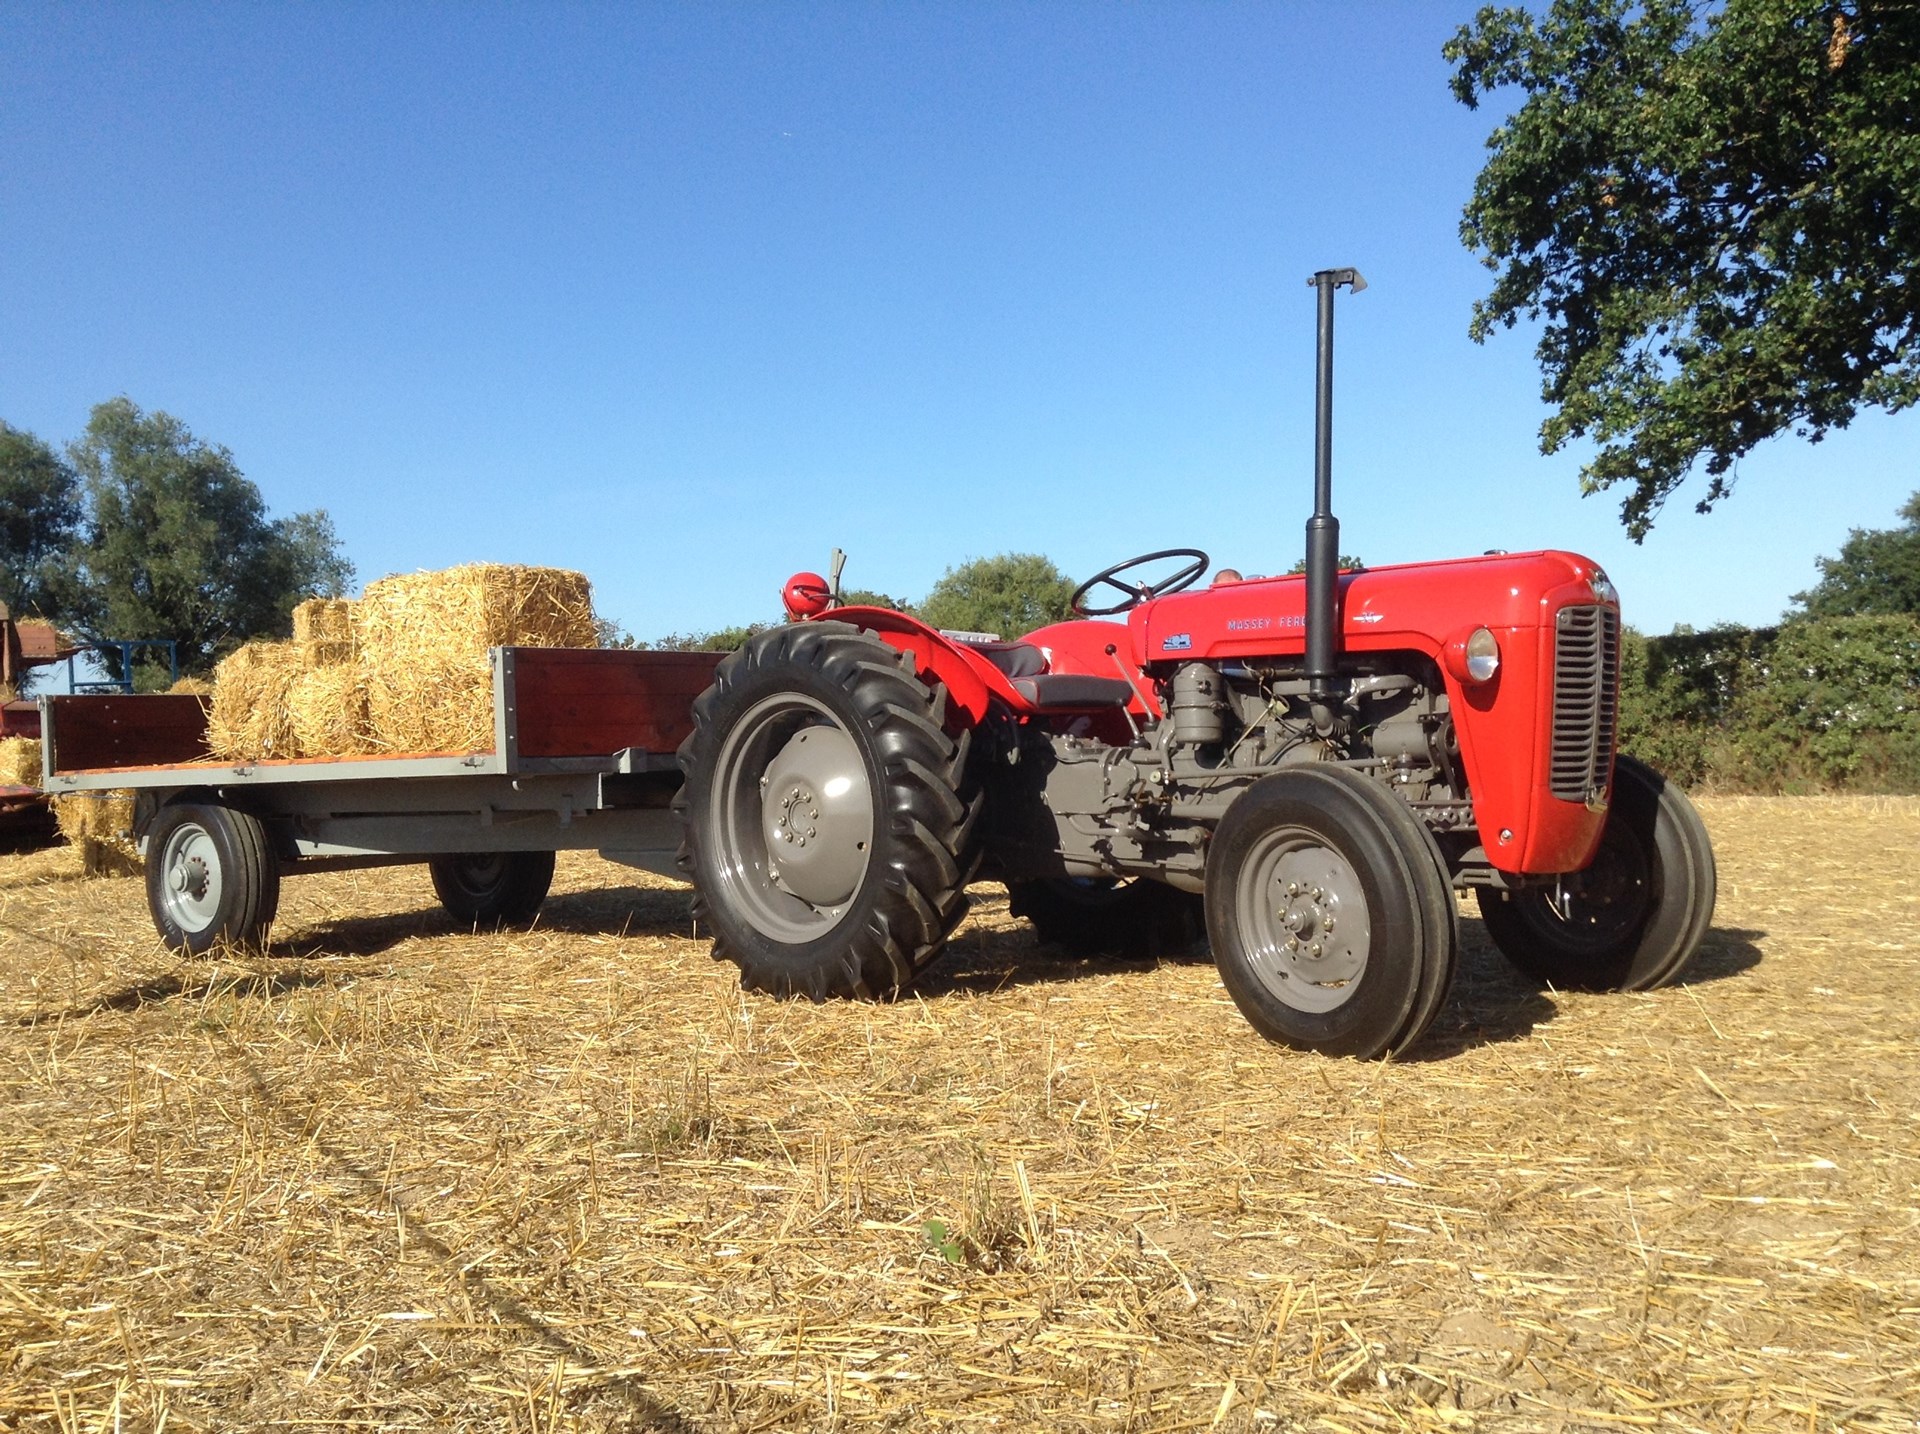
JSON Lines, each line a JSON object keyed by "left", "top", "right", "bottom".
{"left": 2, "top": 400, "right": 352, "bottom": 689}
{"left": 1619, "top": 493, "right": 1920, "bottom": 792}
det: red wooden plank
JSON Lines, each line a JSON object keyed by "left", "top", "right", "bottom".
{"left": 48, "top": 695, "right": 211, "bottom": 775}
{"left": 511, "top": 648, "right": 723, "bottom": 759}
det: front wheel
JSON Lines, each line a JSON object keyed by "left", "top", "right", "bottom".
{"left": 1476, "top": 755, "right": 1715, "bottom": 991}
{"left": 676, "top": 622, "right": 981, "bottom": 1000}
{"left": 1205, "top": 767, "right": 1455, "bottom": 1059}
{"left": 429, "top": 851, "right": 556, "bottom": 926}
{"left": 146, "top": 801, "right": 281, "bottom": 955}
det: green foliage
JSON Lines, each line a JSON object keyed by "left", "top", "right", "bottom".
{"left": 1283, "top": 554, "right": 1365, "bottom": 576}
{"left": 1447, "top": 1, "right": 1920, "bottom": 538}
{"left": 0, "top": 421, "right": 82, "bottom": 618}
{"left": 1792, "top": 491, "right": 1920, "bottom": 617}
{"left": 918, "top": 553, "right": 1076, "bottom": 638}
{"left": 640, "top": 625, "right": 764, "bottom": 652}
{"left": 838, "top": 587, "right": 913, "bottom": 613}
{"left": 921, "top": 1218, "right": 964, "bottom": 1265}
{"left": 65, "top": 398, "right": 354, "bottom": 676}
{"left": 1617, "top": 615, "right": 1920, "bottom": 792}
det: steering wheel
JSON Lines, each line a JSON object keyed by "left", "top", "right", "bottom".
{"left": 1070, "top": 548, "right": 1210, "bottom": 616}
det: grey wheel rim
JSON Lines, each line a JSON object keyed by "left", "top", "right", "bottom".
{"left": 160, "top": 821, "right": 223, "bottom": 936}
{"left": 448, "top": 853, "right": 507, "bottom": 895}
{"left": 710, "top": 692, "right": 875, "bottom": 943}
{"left": 1234, "top": 826, "right": 1371, "bottom": 1013}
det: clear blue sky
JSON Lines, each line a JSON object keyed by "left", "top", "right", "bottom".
{"left": 5, "top": 2, "right": 1913, "bottom": 643}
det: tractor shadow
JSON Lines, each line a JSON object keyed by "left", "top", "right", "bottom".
{"left": 926, "top": 898, "right": 1770, "bottom": 1059}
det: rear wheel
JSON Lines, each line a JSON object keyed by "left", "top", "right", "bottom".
{"left": 1205, "top": 767, "right": 1454, "bottom": 1058}
{"left": 147, "top": 801, "right": 281, "bottom": 955}
{"left": 429, "top": 851, "right": 556, "bottom": 925}
{"left": 676, "top": 621, "right": 980, "bottom": 1000}
{"left": 1009, "top": 876, "right": 1203, "bottom": 957}
{"left": 1476, "top": 755, "right": 1715, "bottom": 991}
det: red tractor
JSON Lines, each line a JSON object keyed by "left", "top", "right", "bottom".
{"left": 677, "top": 271, "right": 1715, "bottom": 1058}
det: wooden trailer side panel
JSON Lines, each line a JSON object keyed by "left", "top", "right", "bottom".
{"left": 509, "top": 648, "right": 725, "bottom": 760}
{"left": 45, "top": 694, "right": 210, "bottom": 776}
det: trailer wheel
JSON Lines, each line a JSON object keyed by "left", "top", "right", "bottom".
{"left": 147, "top": 802, "right": 281, "bottom": 956}
{"left": 1476, "top": 755, "right": 1715, "bottom": 991}
{"left": 1008, "top": 877, "right": 1204, "bottom": 958}
{"left": 1204, "top": 767, "right": 1454, "bottom": 1059}
{"left": 676, "top": 621, "right": 980, "bottom": 1000}
{"left": 429, "top": 851, "right": 556, "bottom": 926}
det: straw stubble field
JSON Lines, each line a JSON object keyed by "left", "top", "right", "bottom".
{"left": 0, "top": 798, "right": 1914, "bottom": 1432}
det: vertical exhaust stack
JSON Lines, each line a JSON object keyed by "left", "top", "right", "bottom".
{"left": 1304, "top": 267, "right": 1365, "bottom": 732}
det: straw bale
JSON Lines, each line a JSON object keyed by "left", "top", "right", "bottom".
{"left": 205, "top": 641, "right": 304, "bottom": 760}
{"left": 354, "top": 564, "right": 595, "bottom": 753}
{"left": 0, "top": 736, "right": 41, "bottom": 788}
{"left": 167, "top": 674, "right": 214, "bottom": 696}
{"left": 50, "top": 789, "right": 140, "bottom": 877}
{"left": 288, "top": 662, "right": 373, "bottom": 757}
{"left": 292, "top": 596, "right": 355, "bottom": 646}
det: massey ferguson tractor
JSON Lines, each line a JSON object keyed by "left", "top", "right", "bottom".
{"left": 676, "top": 270, "right": 1716, "bottom": 1058}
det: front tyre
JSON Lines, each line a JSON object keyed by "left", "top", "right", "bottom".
{"left": 676, "top": 622, "right": 980, "bottom": 1000}
{"left": 1205, "top": 767, "right": 1454, "bottom": 1059}
{"left": 429, "top": 851, "right": 556, "bottom": 925}
{"left": 1476, "top": 755, "right": 1715, "bottom": 991}
{"left": 146, "top": 801, "right": 281, "bottom": 955}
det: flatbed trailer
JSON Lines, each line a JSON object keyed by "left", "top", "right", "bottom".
{"left": 39, "top": 646, "right": 724, "bottom": 952}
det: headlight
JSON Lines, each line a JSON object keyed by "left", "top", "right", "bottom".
{"left": 1589, "top": 570, "right": 1617, "bottom": 605}
{"left": 1465, "top": 627, "right": 1500, "bottom": 683}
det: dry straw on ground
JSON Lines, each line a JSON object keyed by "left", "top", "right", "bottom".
{"left": 0, "top": 796, "right": 1915, "bottom": 1431}
{"left": 353, "top": 563, "right": 596, "bottom": 754}
{"left": 0, "top": 735, "right": 41, "bottom": 788}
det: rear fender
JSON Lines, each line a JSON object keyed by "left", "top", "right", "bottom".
{"left": 817, "top": 608, "right": 1010, "bottom": 726}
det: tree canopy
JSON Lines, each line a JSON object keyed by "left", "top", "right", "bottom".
{"left": 917, "top": 553, "right": 1076, "bottom": 638}
{"left": 1793, "top": 489, "right": 1920, "bottom": 616}
{"left": 1446, "top": 0, "right": 1920, "bottom": 538}
{"left": 0, "top": 422, "right": 82, "bottom": 618}
{"left": 65, "top": 398, "right": 353, "bottom": 675}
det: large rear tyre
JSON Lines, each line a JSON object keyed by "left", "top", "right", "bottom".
{"left": 1009, "top": 876, "right": 1204, "bottom": 957}
{"left": 146, "top": 801, "right": 281, "bottom": 955}
{"left": 430, "top": 851, "right": 556, "bottom": 925}
{"left": 1205, "top": 767, "right": 1454, "bottom": 1059}
{"left": 676, "top": 622, "right": 980, "bottom": 1000}
{"left": 1476, "top": 755, "right": 1715, "bottom": 991}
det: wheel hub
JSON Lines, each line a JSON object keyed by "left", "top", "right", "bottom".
{"left": 758, "top": 725, "right": 873, "bottom": 908}
{"left": 1237, "top": 836, "right": 1372, "bottom": 1014}
{"left": 170, "top": 854, "right": 211, "bottom": 901}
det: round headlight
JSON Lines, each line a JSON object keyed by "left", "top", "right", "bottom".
{"left": 1465, "top": 627, "right": 1500, "bottom": 683}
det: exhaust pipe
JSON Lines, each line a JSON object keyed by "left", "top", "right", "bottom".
{"left": 1305, "top": 267, "right": 1365, "bottom": 732}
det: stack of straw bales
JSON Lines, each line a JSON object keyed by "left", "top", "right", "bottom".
{"left": 204, "top": 565, "right": 596, "bottom": 761}
{"left": 0, "top": 736, "right": 41, "bottom": 788}
{"left": 51, "top": 790, "right": 140, "bottom": 877}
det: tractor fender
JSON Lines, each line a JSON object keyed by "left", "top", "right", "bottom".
{"left": 816, "top": 608, "right": 1012, "bottom": 727}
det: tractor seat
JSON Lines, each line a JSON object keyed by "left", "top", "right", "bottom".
{"left": 961, "top": 639, "right": 1048, "bottom": 680}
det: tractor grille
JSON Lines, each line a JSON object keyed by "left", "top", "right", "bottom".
{"left": 1549, "top": 604, "right": 1620, "bottom": 803}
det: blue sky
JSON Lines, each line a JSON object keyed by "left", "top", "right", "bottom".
{"left": 5, "top": 2, "right": 1914, "bottom": 645}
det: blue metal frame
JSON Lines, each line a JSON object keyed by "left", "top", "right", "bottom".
{"left": 66, "top": 639, "right": 180, "bottom": 695}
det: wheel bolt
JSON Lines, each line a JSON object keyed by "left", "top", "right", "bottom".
{"left": 1309, "top": 942, "right": 1323, "bottom": 958}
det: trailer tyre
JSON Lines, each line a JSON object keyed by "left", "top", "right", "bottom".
{"left": 1205, "top": 766, "right": 1454, "bottom": 1059}
{"left": 1476, "top": 755, "right": 1715, "bottom": 992}
{"left": 676, "top": 621, "right": 980, "bottom": 1000}
{"left": 430, "top": 851, "right": 556, "bottom": 926}
{"left": 1009, "top": 877, "right": 1204, "bottom": 958}
{"left": 147, "top": 802, "right": 281, "bottom": 956}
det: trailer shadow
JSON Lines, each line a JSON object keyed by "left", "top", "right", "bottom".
{"left": 16, "top": 964, "right": 342, "bottom": 1027}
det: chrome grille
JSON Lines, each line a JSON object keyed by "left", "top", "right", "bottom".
{"left": 1550, "top": 605, "right": 1620, "bottom": 803}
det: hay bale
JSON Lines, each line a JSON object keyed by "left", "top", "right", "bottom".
{"left": 0, "top": 736, "right": 41, "bottom": 788}
{"left": 51, "top": 790, "right": 140, "bottom": 877}
{"left": 168, "top": 675, "right": 214, "bottom": 696}
{"left": 206, "top": 642, "right": 304, "bottom": 760}
{"left": 294, "top": 598, "right": 357, "bottom": 667}
{"left": 354, "top": 564, "right": 595, "bottom": 753}
{"left": 288, "top": 663, "right": 373, "bottom": 757}
{"left": 293, "top": 597, "right": 355, "bottom": 645}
